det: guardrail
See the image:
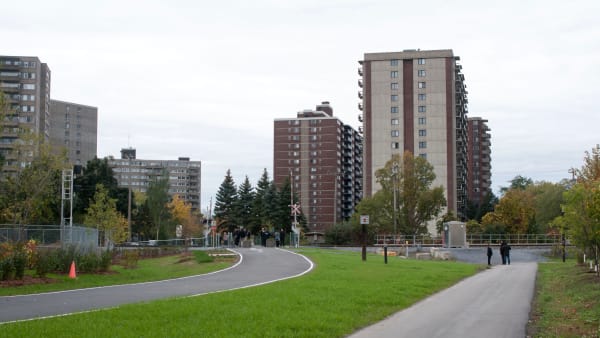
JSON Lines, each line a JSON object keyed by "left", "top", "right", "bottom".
{"left": 374, "top": 233, "right": 563, "bottom": 247}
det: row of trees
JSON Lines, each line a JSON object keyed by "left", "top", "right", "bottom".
{"left": 213, "top": 169, "right": 303, "bottom": 235}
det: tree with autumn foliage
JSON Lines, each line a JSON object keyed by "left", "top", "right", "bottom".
{"left": 168, "top": 194, "right": 201, "bottom": 239}
{"left": 555, "top": 145, "right": 600, "bottom": 266}
{"left": 84, "top": 184, "right": 128, "bottom": 247}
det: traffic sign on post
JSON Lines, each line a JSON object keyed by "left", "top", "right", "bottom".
{"left": 360, "top": 215, "right": 370, "bottom": 225}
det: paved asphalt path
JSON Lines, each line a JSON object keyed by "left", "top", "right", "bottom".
{"left": 348, "top": 262, "right": 537, "bottom": 338}
{"left": 0, "top": 247, "right": 313, "bottom": 323}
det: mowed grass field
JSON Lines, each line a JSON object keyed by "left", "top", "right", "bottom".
{"left": 2, "top": 248, "right": 479, "bottom": 337}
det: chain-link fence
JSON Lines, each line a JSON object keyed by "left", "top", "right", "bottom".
{"left": 0, "top": 224, "right": 98, "bottom": 248}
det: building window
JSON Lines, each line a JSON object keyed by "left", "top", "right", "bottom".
{"left": 391, "top": 106, "right": 399, "bottom": 113}
{"left": 417, "top": 58, "right": 426, "bottom": 65}
{"left": 418, "top": 70, "right": 426, "bottom": 77}
{"left": 391, "top": 130, "right": 400, "bottom": 137}
{"left": 418, "top": 117, "right": 426, "bottom": 125}
{"left": 418, "top": 106, "right": 426, "bottom": 113}
{"left": 391, "top": 142, "right": 399, "bottom": 149}
{"left": 391, "top": 83, "right": 399, "bottom": 90}
{"left": 418, "top": 82, "right": 426, "bottom": 89}
{"left": 418, "top": 129, "right": 426, "bottom": 137}
{"left": 419, "top": 141, "right": 427, "bottom": 149}
{"left": 418, "top": 94, "right": 426, "bottom": 101}
{"left": 391, "top": 119, "right": 399, "bottom": 125}
{"left": 391, "top": 71, "right": 398, "bottom": 78}
{"left": 419, "top": 153, "right": 427, "bottom": 159}
{"left": 391, "top": 95, "right": 398, "bottom": 102}
{"left": 390, "top": 59, "right": 398, "bottom": 66}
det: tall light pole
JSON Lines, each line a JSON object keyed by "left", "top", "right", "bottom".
{"left": 127, "top": 155, "right": 132, "bottom": 242}
{"left": 392, "top": 162, "right": 399, "bottom": 240}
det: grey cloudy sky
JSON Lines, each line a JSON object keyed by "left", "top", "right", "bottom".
{"left": 2, "top": 0, "right": 599, "bottom": 212}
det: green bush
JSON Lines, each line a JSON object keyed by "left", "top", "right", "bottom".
{"left": 35, "top": 250, "right": 57, "bottom": 278}
{"left": 99, "top": 250, "right": 113, "bottom": 272}
{"left": 78, "top": 252, "right": 100, "bottom": 273}
{"left": 12, "top": 251, "right": 27, "bottom": 280}
{"left": 0, "top": 257, "right": 15, "bottom": 281}
{"left": 123, "top": 250, "right": 140, "bottom": 269}
{"left": 193, "top": 250, "right": 214, "bottom": 263}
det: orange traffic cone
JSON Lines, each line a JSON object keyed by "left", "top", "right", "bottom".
{"left": 69, "top": 261, "right": 77, "bottom": 279}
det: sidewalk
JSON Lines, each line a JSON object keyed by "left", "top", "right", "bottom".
{"left": 348, "top": 262, "right": 537, "bottom": 338}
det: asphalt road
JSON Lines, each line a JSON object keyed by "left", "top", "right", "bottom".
{"left": 348, "top": 261, "right": 538, "bottom": 338}
{"left": 0, "top": 247, "right": 313, "bottom": 323}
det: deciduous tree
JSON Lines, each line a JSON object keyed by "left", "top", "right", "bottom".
{"left": 84, "top": 184, "right": 128, "bottom": 246}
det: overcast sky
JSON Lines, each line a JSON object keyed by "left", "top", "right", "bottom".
{"left": 2, "top": 0, "right": 599, "bottom": 212}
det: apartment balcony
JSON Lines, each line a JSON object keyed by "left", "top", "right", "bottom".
{"left": 358, "top": 67, "right": 363, "bottom": 76}
{"left": 358, "top": 114, "right": 363, "bottom": 122}
{"left": 358, "top": 126, "right": 363, "bottom": 134}
{"left": 358, "top": 91, "right": 363, "bottom": 99}
{"left": 358, "top": 79, "right": 363, "bottom": 88}
{"left": 358, "top": 102, "right": 363, "bottom": 111}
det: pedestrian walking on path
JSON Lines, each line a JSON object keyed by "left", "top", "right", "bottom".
{"left": 486, "top": 243, "right": 493, "bottom": 266}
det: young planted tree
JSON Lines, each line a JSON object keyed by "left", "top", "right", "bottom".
{"left": 214, "top": 169, "right": 238, "bottom": 232}
{"left": 168, "top": 194, "right": 201, "bottom": 239}
{"left": 146, "top": 172, "right": 170, "bottom": 240}
{"left": 84, "top": 184, "right": 128, "bottom": 247}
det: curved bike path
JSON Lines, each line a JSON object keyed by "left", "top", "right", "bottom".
{"left": 0, "top": 247, "right": 313, "bottom": 323}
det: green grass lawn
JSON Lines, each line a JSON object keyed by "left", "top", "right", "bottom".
{"left": 1, "top": 248, "right": 479, "bottom": 337}
{"left": 528, "top": 258, "right": 600, "bottom": 337}
{"left": 0, "top": 250, "right": 235, "bottom": 296}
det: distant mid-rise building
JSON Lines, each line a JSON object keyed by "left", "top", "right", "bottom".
{"left": 467, "top": 117, "right": 492, "bottom": 205}
{"left": 49, "top": 99, "right": 98, "bottom": 167}
{"left": 107, "top": 149, "right": 202, "bottom": 212}
{"left": 358, "top": 49, "right": 469, "bottom": 227}
{"left": 0, "top": 55, "right": 51, "bottom": 173}
{"left": 273, "top": 102, "right": 362, "bottom": 233}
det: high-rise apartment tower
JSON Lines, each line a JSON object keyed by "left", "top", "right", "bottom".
{"left": 467, "top": 117, "right": 491, "bottom": 205}
{"left": 358, "top": 49, "right": 468, "bottom": 226}
{"left": 274, "top": 102, "right": 362, "bottom": 233}
{"left": 49, "top": 99, "right": 98, "bottom": 167}
{"left": 0, "top": 55, "right": 51, "bottom": 173}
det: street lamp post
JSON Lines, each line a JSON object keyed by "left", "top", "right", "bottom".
{"left": 127, "top": 156, "right": 132, "bottom": 242}
{"left": 392, "top": 162, "right": 399, "bottom": 242}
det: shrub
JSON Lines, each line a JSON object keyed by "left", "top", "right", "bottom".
{"left": 35, "top": 250, "right": 57, "bottom": 278}
{"left": 99, "top": 250, "right": 113, "bottom": 272}
{"left": 0, "top": 257, "right": 15, "bottom": 281}
{"left": 78, "top": 252, "right": 100, "bottom": 273}
{"left": 13, "top": 251, "right": 27, "bottom": 280}
{"left": 123, "top": 250, "right": 140, "bottom": 269}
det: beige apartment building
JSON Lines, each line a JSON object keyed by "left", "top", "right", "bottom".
{"left": 358, "top": 49, "right": 468, "bottom": 225}
{"left": 108, "top": 148, "right": 202, "bottom": 212}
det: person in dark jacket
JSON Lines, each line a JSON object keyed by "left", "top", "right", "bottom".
{"left": 500, "top": 241, "right": 507, "bottom": 265}
{"left": 486, "top": 243, "right": 493, "bottom": 266}
{"left": 505, "top": 242, "right": 511, "bottom": 265}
